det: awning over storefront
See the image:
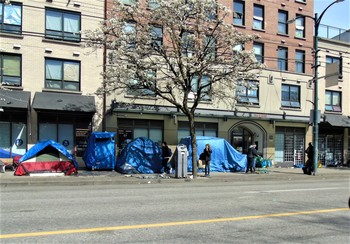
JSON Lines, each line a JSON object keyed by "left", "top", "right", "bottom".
{"left": 0, "top": 89, "right": 30, "bottom": 109}
{"left": 32, "top": 92, "right": 96, "bottom": 113}
{"left": 325, "top": 114, "right": 350, "bottom": 127}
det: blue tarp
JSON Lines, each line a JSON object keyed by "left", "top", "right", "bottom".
{"left": 83, "top": 132, "right": 116, "bottom": 170}
{"left": 116, "top": 137, "right": 162, "bottom": 174}
{"left": 19, "top": 140, "right": 78, "bottom": 168}
{"left": 179, "top": 136, "right": 247, "bottom": 172}
{"left": 0, "top": 148, "right": 22, "bottom": 158}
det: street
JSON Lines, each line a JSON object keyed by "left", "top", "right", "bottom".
{"left": 1, "top": 178, "right": 349, "bottom": 243}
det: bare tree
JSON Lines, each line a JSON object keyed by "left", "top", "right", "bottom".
{"left": 85, "top": 0, "right": 262, "bottom": 177}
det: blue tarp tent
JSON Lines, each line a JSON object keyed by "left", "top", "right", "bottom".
{"left": 83, "top": 132, "right": 116, "bottom": 170}
{"left": 116, "top": 137, "right": 162, "bottom": 174}
{"left": 179, "top": 136, "right": 247, "bottom": 172}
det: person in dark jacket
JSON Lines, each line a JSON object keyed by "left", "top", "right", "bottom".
{"left": 161, "top": 141, "right": 172, "bottom": 174}
{"left": 246, "top": 144, "right": 258, "bottom": 173}
{"left": 203, "top": 144, "right": 212, "bottom": 176}
{"left": 303, "top": 143, "right": 314, "bottom": 175}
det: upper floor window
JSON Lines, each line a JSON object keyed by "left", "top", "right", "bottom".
{"left": 205, "top": 35, "right": 216, "bottom": 60}
{"left": 325, "top": 90, "right": 341, "bottom": 112}
{"left": 123, "top": 21, "right": 136, "bottom": 49}
{"left": 181, "top": 31, "right": 194, "bottom": 57}
{"left": 127, "top": 70, "right": 156, "bottom": 97}
{"left": 282, "top": 84, "right": 300, "bottom": 108}
{"left": 237, "top": 80, "right": 259, "bottom": 105}
{"left": 278, "top": 47, "right": 288, "bottom": 71}
{"left": 295, "top": 50, "right": 305, "bottom": 73}
{"left": 45, "top": 9, "right": 81, "bottom": 42}
{"left": 295, "top": 15, "right": 305, "bottom": 38}
{"left": 150, "top": 25, "right": 163, "bottom": 48}
{"left": 278, "top": 10, "right": 288, "bottom": 35}
{"left": 45, "top": 58, "right": 80, "bottom": 91}
{"left": 326, "top": 55, "right": 343, "bottom": 79}
{"left": 0, "top": 2, "right": 22, "bottom": 34}
{"left": 253, "top": 4, "right": 264, "bottom": 30}
{"left": 120, "top": 0, "right": 138, "bottom": 6}
{"left": 0, "top": 53, "right": 21, "bottom": 87}
{"left": 233, "top": 0, "right": 245, "bottom": 26}
{"left": 190, "top": 75, "right": 211, "bottom": 101}
{"left": 147, "top": 0, "right": 160, "bottom": 9}
{"left": 253, "top": 42, "right": 264, "bottom": 63}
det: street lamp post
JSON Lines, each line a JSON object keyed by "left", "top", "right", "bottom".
{"left": 288, "top": 0, "right": 344, "bottom": 175}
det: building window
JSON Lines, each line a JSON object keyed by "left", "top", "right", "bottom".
{"left": 295, "top": 15, "right": 305, "bottom": 38}
{"left": 325, "top": 90, "right": 341, "bottom": 112}
{"left": 150, "top": 25, "right": 163, "bottom": 48}
{"left": 278, "top": 47, "right": 288, "bottom": 71}
{"left": 0, "top": 53, "right": 21, "bottom": 87}
{"left": 178, "top": 122, "right": 217, "bottom": 142}
{"left": 253, "top": 4, "right": 264, "bottom": 30}
{"left": 181, "top": 31, "right": 194, "bottom": 57}
{"left": 189, "top": 75, "right": 211, "bottom": 101}
{"left": 205, "top": 35, "right": 216, "bottom": 60}
{"left": 0, "top": 122, "right": 27, "bottom": 156}
{"left": 123, "top": 21, "right": 136, "bottom": 49}
{"left": 0, "top": 2, "right": 22, "bottom": 34}
{"left": 278, "top": 10, "right": 288, "bottom": 35}
{"left": 233, "top": 0, "right": 245, "bottom": 26}
{"left": 237, "top": 80, "right": 259, "bottom": 105}
{"left": 120, "top": 0, "right": 138, "bottom": 6}
{"left": 295, "top": 50, "right": 305, "bottom": 73}
{"left": 206, "top": 4, "right": 217, "bottom": 20}
{"left": 253, "top": 42, "right": 264, "bottom": 63}
{"left": 326, "top": 55, "right": 342, "bottom": 79}
{"left": 282, "top": 84, "right": 300, "bottom": 108}
{"left": 127, "top": 70, "right": 156, "bottom": 97}
{"left": 147, "top": 0, "right": 160, "bottom": 9}
{"left": 45, "top": 58, "right": 80, "bottom": 91}
{"left": 45, "top": 9, "right": 81, "bottom": 42}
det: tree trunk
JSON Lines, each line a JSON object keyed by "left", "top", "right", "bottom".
{"left": 188, "top": 113, "right": 197, "bottom": 178}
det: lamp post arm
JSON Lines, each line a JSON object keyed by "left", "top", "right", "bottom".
{"left": 315, "top": 0, "right": 342, "bottom": 27}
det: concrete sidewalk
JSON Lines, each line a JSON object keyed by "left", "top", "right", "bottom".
{"left": 0, "top": 167, "right": 349, "bottom": 187}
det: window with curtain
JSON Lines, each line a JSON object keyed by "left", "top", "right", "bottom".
{"left": 0, "top": 53, "right": 21, "bottom": 86}
{"left": 325, "top": 90, "right": 341, "bottom": 112}
{"left": 253, "top": 4, "right": 264, "bottom": 30}
{"left": 278, "top": 10, "right": 288, "bottom": 35}
{"left": 282, "top": 84, "right": 300, "bottom": 108}
{"left": 295, "top": 50, "right": 305, "bottom": 73}
{"left": 127, "top": 69, "right": 156, "bottom": 96}
{"left": 181, "top": 31, "right": 194, "bottom": 57}
{"left": 237, "top": 80, "right": 259, "bottom": 105}
{"left": 278, "top": 47, "right": 288, "bottom": 71}
{"left": 45, "top": 58, "right": 80, "bottom": 91}
{"left": 0, "top": 2, "right": 22, "bottom": 34}
{"left": 45, "top": 9, "right": 81, "bottom": 42}
{"left": 295, "top": 15, "right": 305, "bottom": 38}
{"left": 253, "top": 42, "right": 264, "bottom": 63}
{"left": 233, "top": 0, "right": 244, "bottom": 26}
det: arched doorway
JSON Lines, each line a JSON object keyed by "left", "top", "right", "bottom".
{"left": 229, "top": 121, "right": 267, "bottom": 156}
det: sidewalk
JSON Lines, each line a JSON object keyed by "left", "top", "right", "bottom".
{"left": 0, "top": 167, "right": 349, "bottom": 187}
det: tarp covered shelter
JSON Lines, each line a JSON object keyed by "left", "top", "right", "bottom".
{"left": 83, "top": 132, "right": 116, "bottom": 170}
{"left": 179, "top": 136, "right": 247, "bottom": 172}
{"left": 116, "top": 137, "right": 162, "bottom": 174}
{"left": 15, "top": 140, "right": 78, "bottom": 176}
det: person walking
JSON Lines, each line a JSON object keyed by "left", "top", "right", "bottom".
{"left": 246, "top": 144, "right": 258, "bottom": 173}
{"left": 203, "top": 144, "right": 212, "bottom": 176}
{"left": 161, "top": 141, "right": 172, "bottom": 174}
{"left": 303, "top": 143, "right": 314, "bottom": 175}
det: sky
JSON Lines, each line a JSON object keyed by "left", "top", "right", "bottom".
{"left": 314, "top": 0, "right": 350, "bottom": 30}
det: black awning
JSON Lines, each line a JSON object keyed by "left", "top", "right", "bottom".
{"left": 0, "top": 89, "right": 30, "bottom": 109}
{"left": 32, "top": 92, "right": 96, "bottom": 113}
{"left": 325, "top": 114, "right": 350, "bottom": 128}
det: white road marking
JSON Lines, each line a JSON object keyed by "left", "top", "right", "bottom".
{"left": 245, "top": 187, "right": 347, "bottom": 194}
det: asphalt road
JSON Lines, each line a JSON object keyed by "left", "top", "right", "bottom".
{"left": 1, "top": 178, "right": 349, "bottom": 243}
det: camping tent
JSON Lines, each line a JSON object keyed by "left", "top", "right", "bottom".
{"left": 83, "top": 132, "right": 116, "bottom": 170}
{"left": 14, "top": 140, "right": 78, "bottom": 176}
{"left": 178, "top": 136, "right": 247, "bottom": 172}
{"left": 116, "top": 137, "right": 162, "bottom": 174}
